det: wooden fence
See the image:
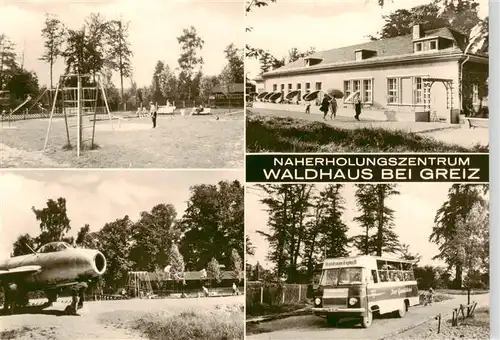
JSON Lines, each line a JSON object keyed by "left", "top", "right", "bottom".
{"left": 246, "top": 283, "right": 308, "bottom": 306}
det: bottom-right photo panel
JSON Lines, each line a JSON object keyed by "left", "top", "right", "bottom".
{"left": 245, "top": 183, "right": 489, "bottom": 340}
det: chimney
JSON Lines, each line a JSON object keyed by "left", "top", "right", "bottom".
{"left": 412, "top": 24, "right": 422, "bottom": 39}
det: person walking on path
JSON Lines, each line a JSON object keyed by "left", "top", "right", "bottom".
{"left": 330, "top": 97, "right": 338, "bottom": 119}
{"left": 354, "top": 96, "right": 362, "bottom": 121}
{"left": 320, "top": 95, "right": 330, "bottom": 120}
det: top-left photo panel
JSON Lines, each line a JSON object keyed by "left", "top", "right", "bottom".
{"left": 0, "top": 0, "right": 244, "bottom": 169}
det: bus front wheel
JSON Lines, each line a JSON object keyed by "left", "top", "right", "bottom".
{"left": 360, "top": 310, "right": 373, "bottom": 328}
{"left": 396, "top": 301, "right": 407, "bottom": 318}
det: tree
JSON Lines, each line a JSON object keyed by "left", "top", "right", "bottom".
{"left": 246, "top": 235, "right": 255, "bottom": 256}
{"left": 97, "top": 216, "right": 134, "bottom": 289}
{"left": 151, "top": 60, "right": 165, "bottom": 104}
{"left": 206, "top": 257, "right": 222, "bottom": 287}
{"left": 399, "top": 243, "right": 422, "bottom": 265}
{"left": 375, "top": 0, "right": 482, "bottom": 42}
{"left": 107, "top": 18, "right": 133, "bottom": 109}
{"left": 40, "top": 13, "right": 65, "bottom": 93}
{"left": 6, "top": 69, "right": 40, "bottom": 103}
{"left": 12, "top": 234, "right": 36, "bottom": 256}
{"left": 168, "top": 244, "right": 185, "bottom": 286}
{"left": 430, "top": 184, "right": 488, "bottom": 288}
{"left": 0, "top": 34, "right": 17, "bottom": 90}
{"left": 179, "top": 180, "right": 244, "bottom": 270}
{"left": 75, "top": 224, "right": 99, "bottom": 248}
{"left": 287, "top": 47, "right": 316, "bottom": 63}
{"left": 352, "top": 184, "right": 401, "bottom": 256}
{"left": 158, "top": 64, "right": 178, "bottom": 102}
{"left": 199, "top": 75, "right": 219, "bottom": 102}
{"left": 129, "top": 203, "right": 180, "bottom": 271}
{"left": 230, "top": 248, "right": 243, "bottom": 282}
{"left": 222, "top": 43, "right": 244, "bottom": 84}
{"left": 448, "top": 201, "right": 489, "bottom": 302}
{"left": 62, "top": 29, "right": 100, "bottom": 76}
{"left": 177, "top": 26, "right": 204, "bottom": 100}
{"left": 317, "top": 184, "right": 350, "bottom": 258}
{"left": 32, "top": 197, "right": 73, "bottom": 246}
{"left": 256, "top": 184, "right": 314, "bottom": 281}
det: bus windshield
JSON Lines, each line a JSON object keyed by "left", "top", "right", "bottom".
{"left": 320, "top": 267, "right": 363, "bottom": 286}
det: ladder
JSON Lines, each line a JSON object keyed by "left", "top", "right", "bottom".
{"left": 43, "top": 74, "right": 113, "bottom": 158}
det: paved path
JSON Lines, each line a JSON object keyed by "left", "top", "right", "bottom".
{"left": 247, "top": 294, "right": 489, "bottom": 340}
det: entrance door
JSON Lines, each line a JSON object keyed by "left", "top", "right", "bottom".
{"left": 430, "top": 82, "right": 449, "bottom": 122}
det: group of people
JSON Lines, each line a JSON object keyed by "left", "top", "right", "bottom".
{"left": 317, "top": 94, "right": 363, "bottom": 121}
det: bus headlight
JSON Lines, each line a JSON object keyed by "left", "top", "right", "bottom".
{"left": 349, "top": 298, "right": 358, "bottom": 306}
{"left": 314, "top": 297, "right": 321, "bottom": 306}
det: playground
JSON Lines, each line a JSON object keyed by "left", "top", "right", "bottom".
{"left": 1, "top": 110, "right": 243, "bottom": 168}
{"left": 0, "top": 74, "right": 243, "bottom": 168}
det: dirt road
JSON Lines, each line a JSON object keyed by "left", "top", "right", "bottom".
{"left": 0, "top": 295, "right": 243, "bottom": 340}
{"left": 247, "top": 294, "right": 489, "bottom": 340}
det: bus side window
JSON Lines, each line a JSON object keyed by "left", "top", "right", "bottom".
{"left": 379, "top": 271, "right": 387, "bottom": 282}
{"left": 371, "top": 270, "right": 378, "bottom": 283}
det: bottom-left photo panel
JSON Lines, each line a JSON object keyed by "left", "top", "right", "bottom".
{"left": 0, "top": 170, "right": 244, "bottom": 340}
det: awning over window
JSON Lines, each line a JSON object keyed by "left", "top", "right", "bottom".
{"left": 302, "top": 90, "right": 322, "bottom": 102}
{"left": 269, "top": 92, "right": 282, "bottom": 102}
{"left": 256, "top": 92, "right": 268, "bottom": 99}
{"left": 286, "top": 90, "right": 301, "bottom": 100}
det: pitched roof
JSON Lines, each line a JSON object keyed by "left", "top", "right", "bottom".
{"left": 211, "top": 83, "right": 245, "bottom": 93}
{"left": 263, "top": 27, "right": 484, "bottom": 78}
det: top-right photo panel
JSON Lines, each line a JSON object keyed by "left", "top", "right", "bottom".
{"left": 245, "top": 0, "right": 489, "bottom": 154}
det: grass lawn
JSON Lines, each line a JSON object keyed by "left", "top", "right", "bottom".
{"left": 1, "top": 109, "right": 243, "bottom": 168}
{"left": 246, "top": 113, "right": 488, "bottom": 153}
{"left": 131, "top": 304, "right": 244, "bottom": 340}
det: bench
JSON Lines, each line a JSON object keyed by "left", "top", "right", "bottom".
{"left": 464, "top": 117, "right": 488, "bottom": 129}
{"left": 157, "top": 106, "right": 175, "bottom": 114}
{"left": 190, "top": 107, "right": 212, "bottom": 115}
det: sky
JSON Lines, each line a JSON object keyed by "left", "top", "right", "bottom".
{"left": 0, "top": 0, "right": 244, "bottom": 88}
{"left": 246, "top": 183, "right": 463, "bottom": 269}
{"left": 0, "top": 169, "right": 243, "bottom": 259}
{"left": 245, "top": 0, "right": 489, "bottom": 79}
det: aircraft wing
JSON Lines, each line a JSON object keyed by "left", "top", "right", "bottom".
{"left": 0, "top": 265, "right": 42, "bottom": 281}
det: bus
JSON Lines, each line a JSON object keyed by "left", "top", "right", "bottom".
{"left": 311, "top": 255, "right": 419, "bottom": 328}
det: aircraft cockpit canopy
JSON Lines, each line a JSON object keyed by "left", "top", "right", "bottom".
{"left": 37, "top": 241, "right": 72, "bottom": 253}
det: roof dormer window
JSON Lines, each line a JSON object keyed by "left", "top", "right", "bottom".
{"left": 430, "top": 40, "right": 437, "bottom": 50}
{"left": 354, "top": 49, "right": 377, "bottom": 61}
{"left": 304, "top": 57, "right": 322, "bottom": 67}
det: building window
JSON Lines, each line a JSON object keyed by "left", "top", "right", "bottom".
{"left": 430, "top": 40, "right": 437, "bottom": 50}
{"left": 272, "top": 84, "right": 277, "bottom": 92}
{"left": 387, "top": 78, "right": 398, "bottom": 103}
{"left": 414, "top": 42, "right": 422, "bottom": 52}
{"left": 344, "top": 81, "right": 352, "bottom": 101}
{"left": 280, "top": 84, "right": 284, "bottom": 92}
{"left": 363, "top": 79, "right": 373, "bottom": 103}
{"left": 315, "top": 82, "right": 322, "bottom": 91}
{"left": 414, "top": 77, "right": 423, "bottom": 104}
{"left": 288, "top": 83, "right": 292, "bottom": 91}
{"left": 297, "top": 83, "right": 301, "bottom": 90}
{"left": 473, "top": 84, "right": 479, "bottom": 104}
{"left": 355, "top": 51, "right": 362, "bottom": 61}
{"left": 353, "top": 80, "right": 361, "bottom": 94}
{"left": 305, "top": 82, "right": 310, "bottom": 94}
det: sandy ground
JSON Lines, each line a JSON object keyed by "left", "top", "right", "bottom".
{"left": 246, "top": 294, "right": 490, "bottom": 340}
{"left": 250, "top": 109, "right": 489, "bottom": 149}
{"left": 0, "top": 295, "right": 244, "bottom": 340}
{"left": 0, "top": 112, "right": 244, "bottom": 168}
